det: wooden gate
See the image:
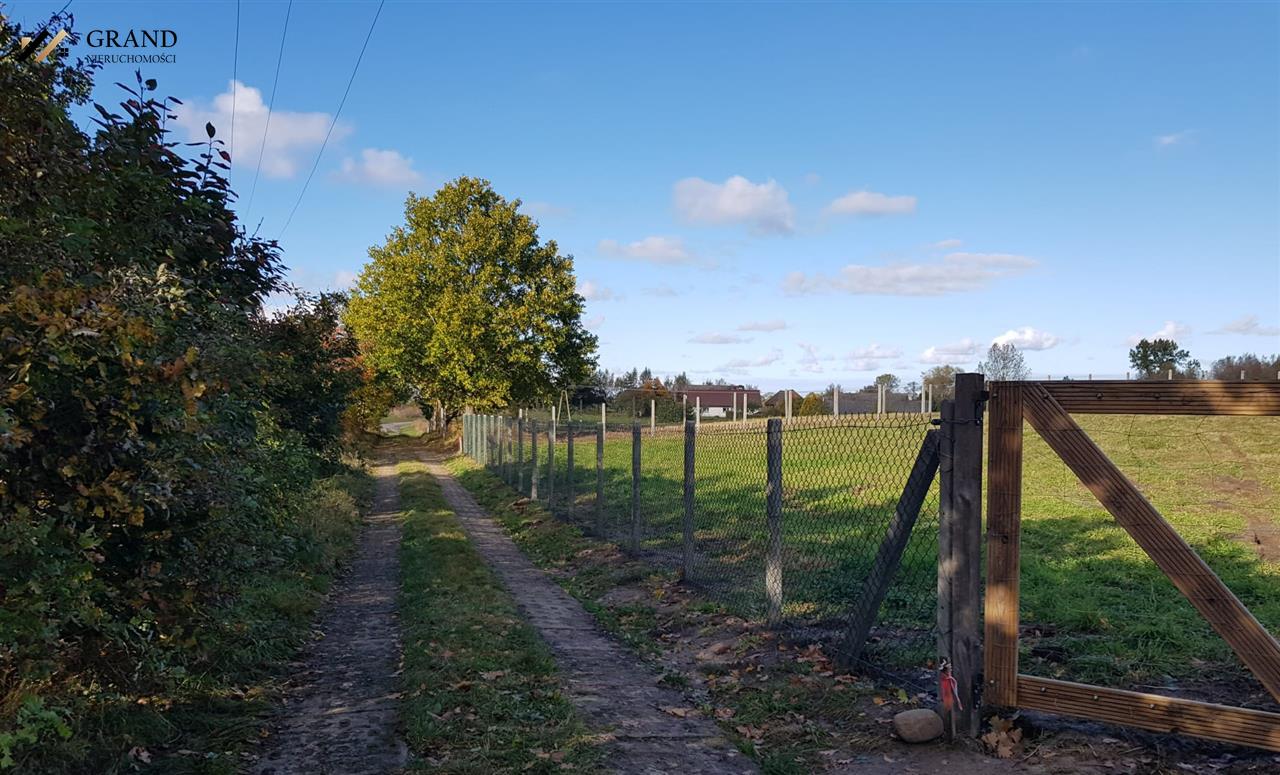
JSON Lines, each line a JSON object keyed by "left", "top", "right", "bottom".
{"left": 983, "top": 380, "right": 1280, "bottom": 751}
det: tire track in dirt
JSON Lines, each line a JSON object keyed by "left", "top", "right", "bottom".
{"left": 423, "top": 455, "right": 757, "bottom": 774}
{"left": 250, "top": 449, "right": 407, "bottom": 775}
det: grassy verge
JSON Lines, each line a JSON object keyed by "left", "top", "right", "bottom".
{"left": 9, "top": 466, "right": 376, "bottom": 774}
{"left": 396, "top": 459, "right": 600, "bottom": 773}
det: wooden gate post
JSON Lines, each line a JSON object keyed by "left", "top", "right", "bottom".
{"left": 630, "top": 423, "right": 641, "bottom": 552}
{"left": 938, "top": 373, "right": 985, "bottom": 739}
{"left": 765, "top": 417, "right": 784, "bottom": 627}
{"left": 681, "top": 419, "right": 696, "bottom": 580}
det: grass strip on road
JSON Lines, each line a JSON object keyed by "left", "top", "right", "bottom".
{"left": 441, "top": 454, "right": 890, "bottom": 775}
{"left": 396, "top": 459, "right": 600, "bottom": 773}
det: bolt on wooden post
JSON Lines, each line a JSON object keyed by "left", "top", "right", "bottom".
{"left": 630, "top": 423, "right": 641, "bottom": 553}
{"left": 938, "top": 372, "right": 985, "bottom": 740}
{"left": 681, "top": 419, "right": 696, "bottom": 580}
{"left": 765, "top": 417, "right": 784, "bottom": 627}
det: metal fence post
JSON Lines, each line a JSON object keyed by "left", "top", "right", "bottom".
{"left": 938, "top": 373, "right": 986, "bottom": 740}
{"left": 595, "top": 423, "right": 605, "bottom": 534}
{"left": 530, "top": 419, "right": 539, "bottom": 499}
{"left": 566, "top": 421, "right": 575, "bottom": 518}
{"left": 547, "top": 418, "right": 556, "bottom": 509}
{"left": 630, "top": 423, "right": 641, "bottom": 553}
{"left": 497, "top": 416, "right": 505, "bottom": 476}
{"left": 765, "top": 418, "right": 784, "bottom": 627}
{"left": 682, "top": 419, "right": 696, "bottom": 580}
{"left": 517, "top": 416, "right": 525, "bottom": 493}
{"left": 650, "top": 399, "right": 656, "bottom": 436}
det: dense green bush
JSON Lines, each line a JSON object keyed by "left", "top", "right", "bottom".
{"left": 1, "top": 14, "right": 365, "bottom": 770}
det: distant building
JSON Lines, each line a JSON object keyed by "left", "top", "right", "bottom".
{"left": 764, "top": 389, "right": 802, "bottom": 410}
{"left": 674, "top": 384, "right": 762, "bottom": 418}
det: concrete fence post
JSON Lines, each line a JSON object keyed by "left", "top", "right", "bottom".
{"left": 650, "top": 399, "right": 656, "bottom": 437}
{"left": 695, "top": 396, "right": 701, "bottom": 432}
{"left": 765, "top": 417, "right": 784, "bottom": 627}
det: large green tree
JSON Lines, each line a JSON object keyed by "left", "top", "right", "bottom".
{"left": 346, "top": 178, "right": 597, "bottom": 419}
{"left": 1128, "top": 338, "right": 1200, "bottom": 379}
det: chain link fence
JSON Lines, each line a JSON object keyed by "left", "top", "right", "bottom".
{"left": 461, "top": 409, "right": 943, "bottom": 678}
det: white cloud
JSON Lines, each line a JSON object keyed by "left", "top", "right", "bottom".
{"left": 824, "top": 190, "right": 917, "bottom": 218}
{"left": 176, "top": 80, "right": 348, "bottom": 178}
{"left": 845, "top": 358, "right": 897, "bottom": 372}
{"left": 784, "top": 252, "right": 1036, "bottom": 296}
{"left": 584, "top": 314, "right": 605, "bottom": 329}
{"left": 797, "top": 342, "right": 835, "bottom": 373}
{"left": 577, "top": 281, "right": 620, "bottom": 301}
{"left": 673, "top": 175, "right": 794, "bottom": 234}
{"left": 719, "top": 349, "right": 784, "bottom": 370}
{"left": 737, "top": 319, "right": 787, "bottom": 332}
{"left": 333, "top": 270, "right": 358, "bottom": 289}
{"left": 931, "top": 238, "right": 963, "bottom": 250}
{"left": 1128, "top": 320, "right": 1191, "bottom": 345}
{"left": 598, "top": 235, "right": 695, "bottom": 265}
{"left": 1155, "top": 129, "right": 1196, "bottom": 149}
{"left": 920, "top": 338, "right": 979, "bottom": 364}
{"left": 335, "top": 148, "right": 423, "bottom": 187}
{"left": 689, "top": 332, "right": 751, "bottom": 345}
{"left": 1210, "top": 314, "right": 1280, "bottom": 337}
{"left": 846, "top": 343, "right": 902, "bottom": 360}
{"left": 642, "top": 284, "right": 679, "bottom": 297}
{"left": 992, "top": 326, "right": 1060, "bottom": 351}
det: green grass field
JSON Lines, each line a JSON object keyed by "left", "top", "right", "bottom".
{"left": 470, "top": 413, "right": 1280, "bottom": 699}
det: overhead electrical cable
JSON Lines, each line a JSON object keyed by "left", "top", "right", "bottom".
{"left": 245, "top": 0, "right": 292, "bottom": 218}
{"left": 277, "top": 0, "right": 385, "bottom": 239}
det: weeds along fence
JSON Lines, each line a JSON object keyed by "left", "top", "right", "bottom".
{"left": 460, "top": 407, "right": 947, "bottom": 678}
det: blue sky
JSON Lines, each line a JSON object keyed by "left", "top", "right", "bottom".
{"left": 10, "top": 0, "right": 1279, "bottom": 391}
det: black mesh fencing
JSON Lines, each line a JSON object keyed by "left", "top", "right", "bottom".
{"left": 460, "top": 411, "right": 942, "bottom": 678}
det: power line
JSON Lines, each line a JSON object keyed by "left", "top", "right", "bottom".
{"left": 277, "top": 0, "right": 385, "bottom": 239}
{"left": 245, "top": 0, "right": 292, "bottom": 218}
